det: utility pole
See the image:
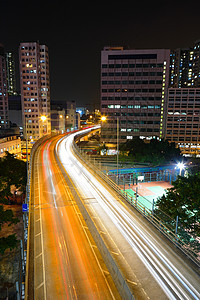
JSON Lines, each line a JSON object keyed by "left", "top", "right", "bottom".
{"left": 117, "top": 117, "right": 119, "bottom": 185}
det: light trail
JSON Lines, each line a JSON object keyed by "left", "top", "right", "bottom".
{"left": 31, "top": 135, "right": 120, "bottom": 299}
{"left": 57, "top": 129, "right": 200, "bottom": 300}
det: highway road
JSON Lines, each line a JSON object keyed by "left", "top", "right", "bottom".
{"left": 27, "top": 135, "right": 121, "bottom": 299}
{"left": 56, "top": 128, "right": 200, "bottom": 300}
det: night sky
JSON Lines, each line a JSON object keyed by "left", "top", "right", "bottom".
{"left": 1, "top": 2, "right": 200, "bottom": 109}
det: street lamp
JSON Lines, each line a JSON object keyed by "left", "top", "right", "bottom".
{"left": 101, "top": 115, "right": 119, "bottom": 184}
{"left": 177, "top": 162, "right": 185, "bottom": 176}
{"left": 40, "top": 115, "right": 47, "bottom": 122}
{"left": 40, "top": 115, "right": 47, "bottom": 136}
{"left": 115, "top": 117, "right": 120, "bottom": 184}
{"left": 24, "top": 116, "right": 29, "bottom": 179}
{"left": 101, "top": 116, "right": 106, "bottom": 122}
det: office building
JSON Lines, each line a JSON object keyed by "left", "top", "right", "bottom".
{"left": 19, "top": 41, "right": 51, "bottom": 140}
{"left": 66, "top": 100, "right": 77, "bottom": 131}
{"left": 6, "top": 52, "right": 17, "bottom": 95}
{"left": 166, "top": 88, "right": 200, "bottom": 156}
{"left": 101, "top": 47, "right": 170, "bottom": 144}
{"left": 51, "top": 100, "right": 80, "bottom": 132}
{"left": 51, "top": 108, "right": 66, "bottom": 133}
{"left": 0, "top": 44, "right": 9, "bottom": 130}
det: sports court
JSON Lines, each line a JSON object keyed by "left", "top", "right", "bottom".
{"left": 122, "top": 181, "right": 173, "bottom": 210}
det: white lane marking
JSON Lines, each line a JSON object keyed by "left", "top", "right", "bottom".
{"left": 37, "top": 149, "right": 47, "bottom": 300}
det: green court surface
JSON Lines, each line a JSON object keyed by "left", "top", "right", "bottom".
{"left": 147, "top": 186, "right": 167, "bottom": 196}
{"left": 125, "top": 186, "right": 167, "bottom": 211}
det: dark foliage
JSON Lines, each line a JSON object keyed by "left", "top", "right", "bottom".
{"left": 0, "top": 152, "right": 27, "bottom": 203}
{"left": 156, "top": 173, "right": 200, "bottom": 252}
{"left": 120, "top": 137, "right": 181, "bottom": 165}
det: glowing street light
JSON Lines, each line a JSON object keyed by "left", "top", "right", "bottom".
{"left": 101, "top": 115, "right": 119, "bottom": 184}
{"left": 40, "top": 115, "right": 47, "bottom": 136}
{"left": 41, "top": 115, "right": 47, "bottom": 122}
{"left": 177, "top": 162, "right": 185, "bottom": 175}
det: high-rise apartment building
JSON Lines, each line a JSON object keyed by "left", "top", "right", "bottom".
{"left": 6, "top": 52, "right": 17, "bottom": 95}
{"left": 0, "top": 44, "right": 9, "bottom": 130}
{"left": 101, "top": 47, "right": 170, "bottom": 144}
{"left": 170, "top": 40, "right": 200, "bottom": 88}
{"left": 166, "top": 88, "right": 200, "bottom": 156}
{"left": 167, "top": 40, "right": 200, "bottom": 156}
{"left": 193, "top": 40, "right": 200, "bottom": 87}
{"left": 19, "top": 42, "right": 51, "bottom": 140}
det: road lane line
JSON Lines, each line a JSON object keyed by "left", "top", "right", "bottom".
{"left": 35, "top": 252, "right": 42, "bottom": 259}
{"left": 36, "top": 281, "right": 44, "bottom": 290}
{"left": 37, "top": 149, "right": 47, "bottom": 300}
{"left": 35, "top": 232, "right": 41, "bottom": 237}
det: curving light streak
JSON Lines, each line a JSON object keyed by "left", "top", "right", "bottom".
{"left": 57, "top": 129, "right": 200, "bottom": 300}
{"left": 41, "top": 140, "right": 75, "bottom": 299}
{"left": 42, "top": 135, "right": 116, "bottom": 299}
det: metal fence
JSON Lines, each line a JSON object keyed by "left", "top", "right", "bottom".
{"left": 73, "top": 138, "right": 200, "bottom": 268}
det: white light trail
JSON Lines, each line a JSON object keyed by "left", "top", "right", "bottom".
{"left": 56, "top": 129, "right": 200, "bottom": 300}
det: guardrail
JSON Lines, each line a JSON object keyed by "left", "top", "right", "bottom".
{"left": 72, "top": 132, "right": 200, "bottom": 268}
{"left": 24, "top": 134, "right": 54, "bottom": 300}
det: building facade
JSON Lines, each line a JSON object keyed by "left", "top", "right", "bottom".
{"left": 51, "top": 100, "right": 80, "bottom": 133}
{"left": 0, "top": 135, "right": 21, "bottom": 158}
{"left": 0, "top": 44, "right": 9, "bottom": 130}
{"left": 51, "top": 109, "right": 66, "bottom": 133}
{"left": 166, "top": 88, "right": 200, "bottom": 156}
{"left": 6, "top": 52, "right": 17, "bottom": 95}
{"left": 66, "top": 100, "right": 77, "bottom": 131}
{"left": 101, "top": 47, "right": 170, "bottom": 144}
{"left": 19, "top": 42, "right": 51, "bottom": 141}
{"left": 170, "top": 40, "right": 200, "bottom": 88}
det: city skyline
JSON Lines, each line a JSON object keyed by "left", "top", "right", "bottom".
{"left": 1, "top": 2, "right": 200, "bottom": 108}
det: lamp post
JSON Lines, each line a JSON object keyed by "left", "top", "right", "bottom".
{"left": 25, "top": 116, "right": 29, "bottom": 179}
{"left": 117, "top": 117, "right": 119, "bottom": 185}
{"left": 177, "top": 162, "right": 185, "bottom": 176}
{"left": 100, "top": 116, "right": 107, "bottom": 155}
{"left": 40, "top": 115, "right": 47, "bottom": 137}
{"left": 101, "top": 115, "right": 119, "bottom": 185}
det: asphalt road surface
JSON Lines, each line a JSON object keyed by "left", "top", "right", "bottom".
{"left": 27, "top": 135, "right": 121, "bottom": 299}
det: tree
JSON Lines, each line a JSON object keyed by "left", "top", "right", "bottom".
{"left": 119, "top": 138, "right": 181, "bottom": 165}
{"left": 0, "top": 152, "right": 26, "bottom": 254}
{"left": 97, "top": 143, "right": 108, "bottom": 155}
{"left": 0, "top": 152, "right": 27, "bottom": 203}
{"left": 156, "top": 173, "right": 200, "bottom": 252}
{"left": 0, "top": 205, "right": 19, "bottom": 254}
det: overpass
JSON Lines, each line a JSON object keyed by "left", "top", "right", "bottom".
{"left": 24, "top": 127, "right": 200, "bottom": 299}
